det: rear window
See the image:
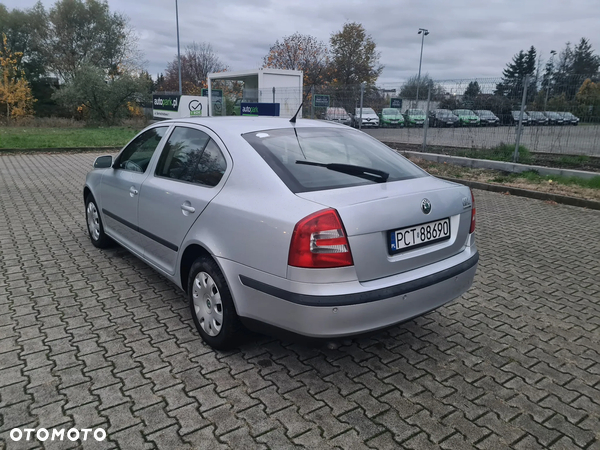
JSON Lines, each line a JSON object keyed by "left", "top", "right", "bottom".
{"left": 243, "top": 127, "right": 426, "bottom": 193}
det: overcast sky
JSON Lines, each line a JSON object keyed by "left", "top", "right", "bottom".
{"left": 3, "top": 0, "right": 599, "bottom": 87}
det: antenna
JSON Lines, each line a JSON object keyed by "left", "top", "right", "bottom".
{"left": 289, "top": 101, "right": 303, "bottom": 124}
{"left": 290, "top": 63, "right": 327, "bottom": 124}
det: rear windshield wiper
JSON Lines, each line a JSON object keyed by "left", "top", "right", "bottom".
{"left": 295, "top": 160, "right": 389, "bottom": 183}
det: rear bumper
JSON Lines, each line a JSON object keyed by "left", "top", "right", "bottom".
{"left": 222, "top": 248, "right": 478, "bottom": 339}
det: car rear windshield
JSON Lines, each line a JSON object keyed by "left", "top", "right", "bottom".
{"left": 243, "top": 127, "right": 426, "bottom": 193}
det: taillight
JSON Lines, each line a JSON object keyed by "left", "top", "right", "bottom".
{"left": 470, "top": 189, "right": 476, "bottom": 233}
{"left": 288, "top": 209, "right": 353, "bottom": 268}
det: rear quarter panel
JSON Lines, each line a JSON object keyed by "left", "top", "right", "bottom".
{"left": 179, "top": 134, "right": 323, "bottom": 279}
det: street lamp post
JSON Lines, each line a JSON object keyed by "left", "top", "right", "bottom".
{"left": 544, "top": 50, "right": 557, "bottom": 111}
{"left": 415, "top": 28, "right": 429, "bottom": 107}
{"left": 175, "top": 0, "right": 182, "bottom": 95}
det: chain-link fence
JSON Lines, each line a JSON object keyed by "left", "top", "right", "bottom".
{"left": 365, "top": 78, "right": 600, "bottom": 158}
{"left": 215, "top": 77, "right": 600, "bottom": 158}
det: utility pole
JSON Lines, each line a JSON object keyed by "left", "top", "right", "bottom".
{"left": 176, "top": 0, "right": 182, "bottom": 95}
{"left": 544, "top": 50, "right": 557, "bottom": 111}
{"left": 415, "top": 28, "right": 429, "bottom": 107}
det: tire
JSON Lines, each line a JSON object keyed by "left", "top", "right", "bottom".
{"left": 188, "top": 256, "right": 243, "bottom": 350}
{"left": 85, "top": 195, "right": 112, "bottom": 249}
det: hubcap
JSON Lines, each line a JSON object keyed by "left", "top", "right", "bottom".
{"left": 86, "top": 202, "right": 100, "bottom": 240}
{"left": 192, "top": 271, "right": 223, "bottom": 337}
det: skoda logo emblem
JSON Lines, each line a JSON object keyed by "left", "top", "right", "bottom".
{"left": 421, "top": 198, "right": 432, "bottom": 214}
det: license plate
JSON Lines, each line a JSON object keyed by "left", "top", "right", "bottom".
{"left": 389, "top": 218, "right": 450, "bottom": 254}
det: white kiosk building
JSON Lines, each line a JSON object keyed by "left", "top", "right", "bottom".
{"left": 206, "top": 68, "right": 303, "bottom": 118}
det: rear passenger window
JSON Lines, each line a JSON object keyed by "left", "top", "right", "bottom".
{"left": 155, "top": 127, "right": 227, "bottom": 187}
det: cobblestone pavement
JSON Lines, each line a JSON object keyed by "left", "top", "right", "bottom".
{"left": 1, "top": 151, "right": 599, "bottom": 450}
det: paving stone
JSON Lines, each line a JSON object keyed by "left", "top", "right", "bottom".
{"left": 1, "top": 152, "right": 600, "bottom": 449}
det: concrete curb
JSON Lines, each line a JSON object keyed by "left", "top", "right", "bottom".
{"left": 441, "top": 176, "right": 600, "bottom": 210}
{"left": 402, "top": 150, "right": 600, "bottom": 180}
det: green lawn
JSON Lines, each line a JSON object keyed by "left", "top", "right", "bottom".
{"left": 0, "top": 127, "right": 141, "bottom": 149}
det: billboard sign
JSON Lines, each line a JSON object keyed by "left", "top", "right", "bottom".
{"left": 240, "top": 102, "right": 280, "bottom": 117}
{"left": 313, "top": 94, "right": 330, "bottom": 108}
{"left": 153, "top": 95, "right": 207, "bottom": 119}
{"left": 201, "top": 89, "right": 224, "bottom": 115}
{"left": 390, "top": 98, "right": 403, "bottom": 109}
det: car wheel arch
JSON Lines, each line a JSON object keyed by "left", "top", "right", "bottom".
{"left": 83, "top": 186, "right": 92, "bottom": 204}
{"left": 180, "top": 244, "right": 228, "bottom": 295}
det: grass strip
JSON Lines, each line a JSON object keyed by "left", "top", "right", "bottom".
{"left": 0, "top": 127, "right": 140, "bottom": 149}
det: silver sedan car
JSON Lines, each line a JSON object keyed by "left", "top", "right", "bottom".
{"left": 84, "top": 117, "right": 478, "bottom": 349}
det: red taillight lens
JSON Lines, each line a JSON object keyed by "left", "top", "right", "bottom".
{"left": 470, "top": 189, "right": 476, "bottom": 233}
{"left": 288, "top": 209, "right": 353, "bottom": 268}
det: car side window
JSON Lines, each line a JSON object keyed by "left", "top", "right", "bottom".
{"left": 118, "top": 127, "right": 168, "bottom": 173}
{"left": 155, "top": 127, "right": 227, "bottom": 187}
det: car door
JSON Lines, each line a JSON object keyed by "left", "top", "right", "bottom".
{"left": 99, "top": 126, "right": 169, "bottom": 255}
{"left": 137, "top": 126, "right": 230, "bottom": 275}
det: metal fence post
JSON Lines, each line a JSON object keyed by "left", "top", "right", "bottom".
{"left": 310, "top": 86, "right": 315, "bottom": 119}
{"left": 359, "top": 82, "right": 365, "bottom": 130}
{"left": 272, "top": 87, "right": 275, "bottom": 104}
{"left": 514, "top": 75, "right": 529, "bottom": 163}
{"left": 422, "top": 86, "right": 431, "bottom": 152}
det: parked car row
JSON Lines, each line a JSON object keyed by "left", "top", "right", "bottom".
{"left": 324, "top": 107, "right": 580, "bottom": 128}
{"left": 510, "top": 111, "right": 580, "bottom": 126}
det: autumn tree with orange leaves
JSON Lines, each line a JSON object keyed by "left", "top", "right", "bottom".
{"left": 0, "top": 34, "right": 35, "bottom": 122}
{"left": 263, "top": 33, "right": 331, "bottom": 86}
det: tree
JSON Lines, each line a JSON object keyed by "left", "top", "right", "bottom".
{"left": 0, "top": 3, "right": 46, "bottom": 79}
{"left": 438, "top": 95, "right": 460, "bottom": 111}
{"left": 0, "top": 34, "right": 36, "bottom": 122}
{"left": 329, "top": 22, "right": 383, "bottom": 86}
{"left": 552, "top": 38, "right": 600, "bottom": 100}
{"left": 159, "top": 42, "right": 228, "bottom": 94}
{"left": 0, "top": 3, "right": 56, "bottom": 115}
{"left": 399, "top": 74, "right": 444, "bottom": 100}
{"left": 263, "top": 33, "right": 330, "bottom": 86}
{"left": 571, "top": 38, "right": 600, "bottom": 79}
{"left": 54, "top": 64, "right": 150, "bottom": 125}
{"left": 463, "top": 81, "right": 481, "bottom": 100}
{"left": 576, "top": 78, "right": 600, "bottom": 119}
{"left": 495, "top": 46, "right": 537, "bottom": 102}
{"left": 37, "top": 0, "right": 140, "bottom": 81}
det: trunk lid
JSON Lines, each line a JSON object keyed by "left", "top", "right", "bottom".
{"left": 297, "top": 176, "right": 473, "bottom": 282}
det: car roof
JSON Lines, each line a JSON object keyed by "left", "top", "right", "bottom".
{"left": 154, "top": 116, "right": 346, "bottom": 135}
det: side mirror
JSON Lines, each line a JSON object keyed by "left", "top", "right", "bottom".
{"left": 94, "top": 155, "right": 113, "bottom": 169}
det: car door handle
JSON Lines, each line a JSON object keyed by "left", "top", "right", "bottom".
{"left": 129, "top": 186, "right": 138, "bottom": 196}
{"left": 181, "top": 204, "right": 196, "bottom": 214}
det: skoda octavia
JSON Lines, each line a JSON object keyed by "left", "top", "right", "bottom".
{"left": 84, "top": 117, "right": 478, "bottom": 349}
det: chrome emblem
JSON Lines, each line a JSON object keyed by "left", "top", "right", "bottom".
{"left": 421, "top": 198, "right": 432, "bottom": 214}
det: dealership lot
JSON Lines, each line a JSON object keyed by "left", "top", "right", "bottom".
{"left": 367, "top": 124, "right": 600, "bottom": 156}
{"left": 1, "top": 152, "right": 599, "bottom": 449}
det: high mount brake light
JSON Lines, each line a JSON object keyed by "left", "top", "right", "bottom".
{"left": 288, "top": 209, "right": 353, "bottom": 268}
